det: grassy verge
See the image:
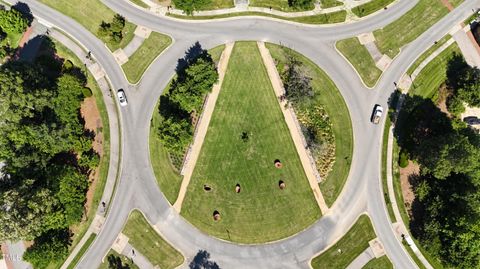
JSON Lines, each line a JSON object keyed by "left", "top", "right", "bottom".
{"left": 450, "top": 0, "right": 465, "bottom": 7}
{"left": 199, "top": 0, "right": 235, "bottom": 10}
{"left": 373, "top": 0, "right": 450, "bottom": 58}
{"left": 168, "top": 10, "right": 347, "bottom": 24}
{"left": 149, "top": 45, "right": 225, "bottom": 205}
{"left": 98, "top": 249, "right": 139, "bottom": 269}
{"left": 267, "top": 43, "right": 353, "bottom": 207}
{"left": 407, "top": 35, "right": 452, "bottom": 75}
{"left": 47, "top": 41, "right": 111, "bottom": 269}
{"left": 320, "top": 0, "right": 343, "bottom": 8}
{"left": 122, "top": 32, "right": 172, "bottom": 84}
{"left": 129, "top": 0, "right": 149, "bottom": 8}
{"left": 381, "top": 117, "right": 395, "bottom": 221}
{"left": 123, "top": 210, "right": 184, "bottom": 269}
{"left": 311, "top": 215, "right": 377, "bottom": 269}
{"left": 249, "top": 0, "right": 313, "bottom": 12}
{"left": 65, "top": 234, "right": 97, "bottom": 269}
{"left": 352, "top": 0, "right": 395, "bottom": 17}
{"left": 362, "top": 255, "right": 394, "bottom": 269}
{"left": 409, "top": 42, "right": 460, "bottom": 98}
{"left": 181, "top": 42, "right": 320, "bottom": 243}
{"left": 336, "top": 37, "right": 382, "bottom": 87}
{"left": 39, "top": 0, "right": 136, "bottom": 51}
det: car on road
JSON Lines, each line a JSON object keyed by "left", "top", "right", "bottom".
{"left": 371, "top": 104, "right": 383, "bottom": 124}
{"left": 117, "top": 89, "right": 128, "bottom": 107}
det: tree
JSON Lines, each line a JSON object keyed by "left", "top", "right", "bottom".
{"left": 0, "top": 8, "right": 28, "bottom": 33}
{"left": 97, "top": 14, "right": 125, "bottom": 43}
{"left": 56, "top": 167, "right": 88, "bottom": 226}
{"left": 158, "top": 117, "right": 192, "bottom": 153}
{"left": 288, "top": 0, "right": 314, "bottom": 10}
{"left": 23, "top": 229, "right": 70, "bottom": 269}
{"left": 172, "top": 0, "right": 211, "bottom": 15}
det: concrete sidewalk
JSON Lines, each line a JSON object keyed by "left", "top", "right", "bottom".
{"left": 452, "top": 25, "right": 480, "bottom": 67}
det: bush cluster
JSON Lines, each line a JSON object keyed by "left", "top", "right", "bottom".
{"left": 98, "top": 14, "right": 126, "bottom": 44}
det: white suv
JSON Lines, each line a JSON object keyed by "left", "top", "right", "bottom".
{"left": 117, "top": 89, "right": 128, "bottom": 107}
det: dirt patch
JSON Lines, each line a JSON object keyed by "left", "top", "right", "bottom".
{"left": 436, "top": 84, "right": 452, "bottom": 116}
{"left": 439, "top": 0, "right": 454, "bottom": 11}
{"left": 400, "top": 160, "right": 420, "bottom": 216}
{"left": 80, "top": 97, "right": 104, "bottom": 217}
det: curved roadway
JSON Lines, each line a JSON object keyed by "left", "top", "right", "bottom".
{"left": 13, "top": 0, "right": 480, "bottom": 268}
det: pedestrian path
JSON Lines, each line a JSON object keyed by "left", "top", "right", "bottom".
{"left": 452, "top": 24, "right": 480, "bottom": 67}
{"left": 172, "top": 42, "right": 234, "bottom": 212}
{"left": 346, "top": 247, "right": 375, "bottom": 269}
{"left": 257, "top": 41, "right": 329, "bottom": 214}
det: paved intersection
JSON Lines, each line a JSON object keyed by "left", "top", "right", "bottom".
{"left": 9, "top": 0, "right": 480, "bottom": 268}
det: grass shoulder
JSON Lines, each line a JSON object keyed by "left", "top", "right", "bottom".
{"left": 65, "top": 234, "right": 96, "bottom": 269}
{"left": 122, "top": 32, "right": 172, "bottom": 84}
{"left": 352, "top": 0, "right": 395, "bottom": 18}
{"left": 362, "top": 255, "right": 393, "bottom": 269}
{"left": 123, "top": 210, "right": 184, "bottom": 269}
{"left": 407, "top": 35, "right": 452, "bottom": 76}
{"left": 336, "top": 37, "right": 382, "bottom": 88}
{"left": 311, "top": 214, "right": 377, "bottom": 269}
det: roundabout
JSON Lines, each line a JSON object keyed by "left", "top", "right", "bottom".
{"left": 4, "top": 0, "right": 478, "bottom": 268}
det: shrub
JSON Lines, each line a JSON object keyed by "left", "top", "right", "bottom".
{"left": 23, "top": 229, "right": 70, "bottom": 269}
{"left": 446, "top": 95, "right": 465, "bottom": 117}
{"left": 82, "top": 87, "right": 93, "bottom": 97}
{"left": 399, "top": 149, "right": 409, "bottom": 168}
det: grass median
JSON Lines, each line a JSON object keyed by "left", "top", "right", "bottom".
{"left": 336, "top": 37, "right": 382, "bottom": 87}
{"left": 122, "top": 32, "right": 172, "bottom": 84}
{"left": 168, "top": 10, "right": 347, "bottom": 24}
{"left": 266, "top": 43, "right": 353, "bottom": 207}
{"left": 311, "top": 214, "right": 377, "bottom": 269}
{"left": 373, "top": 0, "right": 450, "bottom": 58}
{"left": 352, "top": 0, "right": 395, "bottom": 17}
{"left": 123, "top": 210, "right": 184, "bottom": 269}
{"left": 320, "top": 0, "right": 343, "bottom": 8}
{"left": 362, "top": 255, "right": 394, "bottom": 269}
{"left": 39, "top": 0, "right": 136, "bottom": 51}
{"left": 181, "top": 42, "right": 320, "bottom": 243}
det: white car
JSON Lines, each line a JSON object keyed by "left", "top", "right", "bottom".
{"left": 117, "top": 89, "right": 128, "bottom": 107}
{"left": 371, "top": 105, "right": 383, "bottom": 124}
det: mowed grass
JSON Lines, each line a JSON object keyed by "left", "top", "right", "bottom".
{"left": 123, "top": 210, "right": 184, "bottom": 269}
{"left": 409, "top": 42, "right": 461, "bottom": 98}
{"left": 407, "top": 34, "right": 452, "bottom": 75}
{"left": 39, "top": 0, "right": 136, "bottom": 51}
{"left": 98, "top": 250, "right": 139, "bottom": 269}
{"left": 181, "top": 42, "right": 320, "bottom": 243}
{"left": 362, "top": 256, "right": 394, "bottom": 269}
{"left": 167, "top": 10, "right": 347, "bottom": 24}
{"left": 149, "top": 45, "right": 225, "bottom": 205}
{"left": 122, "top": 32, "right": 172, "bottom": 84}
{"left": 199, "top": 0, "right": 235, "bottom": 10}
{"left": 352, "top": 0, "right": 395, "bottom": 17}
{"left": 249, "top": 0, "right": 314, "bottom": 11}
{"left": 336, "top": 37, "right": 382, "bottom": 87}
{"left": 311, "top": 215, "right": 377, "bottom": 269}
{"left": 266, "top": 43, "right": 353, "bottom": 207}
{"left": 320, "top": 0, "right": 343, "bottom": 8}
{"left": 374, "top": 0, "right": 450, "bottom": 58}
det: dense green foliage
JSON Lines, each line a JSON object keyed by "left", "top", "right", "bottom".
{"left": 0, "top": 7, "right": 28, "bottom": 34}
{"left": 158, "top": 44, "right": 218, "bottom": 164}
{"left": 173, "top": 0, "right": 212, "bottom": 15}
{"left": 397, "top": 55, "right": 480, "bottom": 268}
{"left": 98, "top": 14, "right": 126, "bottom": 43}
{"left": 0, "top": 38, "right": 99, "bottom": 267}
{"left": 23, "top": 229, "right": 70, "bottom": 268}
{"left": 287, "top": 0, "right": 314, "bottom": 10}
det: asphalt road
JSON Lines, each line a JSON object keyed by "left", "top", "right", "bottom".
{"left": 9, "top": 0, "right": 480, "bottom": 268}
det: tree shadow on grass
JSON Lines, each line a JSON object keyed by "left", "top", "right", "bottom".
{"left": 189, "top": 250, "right": 220, "bottom": 269}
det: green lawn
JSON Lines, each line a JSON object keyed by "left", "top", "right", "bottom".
{"left": 450, "top": 0, "right": 465, "bottom": 7}
{"left": 149, "top": 45, "right": 225, "bottom": 205}
{"left": 129, "top": 0, "right": 149, "bottom": 8}
{"left": 266, "top": 43, "right": 353, "bottom": 207}
{"left": 65, "top": 234, "right": 96, "bottom": 269}
{"left": 181, "top": 42, "right": 320, "bottom": 243}
{"left": 407, "top": 35, "right": 452, "bottom": 75}
{"left": 98, "top": 250, "right": 139, "bottom": 269}
{"left": 381, "top": 116, "right": 396, "bottom": 222}
{"left": 320, "top": 0, "right": 343, "bottom": 8}
{"left": 409, "top": 43, "right": 460, "bottom": 98}
{"left": 168, "top": 10, "right": 347, "bottom": 24}
{"left": 311, "top": 215, "right": 377, "bottom": 269}
{"left": 199, "top": 0, "right": 235, "bottom": 10}
{"left": 362, "top": 255, "right": 394, "bottom": 269}
{"left": 39, "top": 0, "right": 136, "bottom": 51}
{"left": 336, "top": 37, "right": 382, "bottom": 88}
{"left": 249, "top": 0, "right": 314, "bottom": 12}
{"left": 374, "top": 0, "right": 450, "bottom": 58}
{"left": 123, "top": 210, "right": 184, "bottom": 269}
{"left": 352, "top": 0, "right": 395, "bottom": 17}
{"left": 122, "top": 32, "right": 172, "bottom": 84}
